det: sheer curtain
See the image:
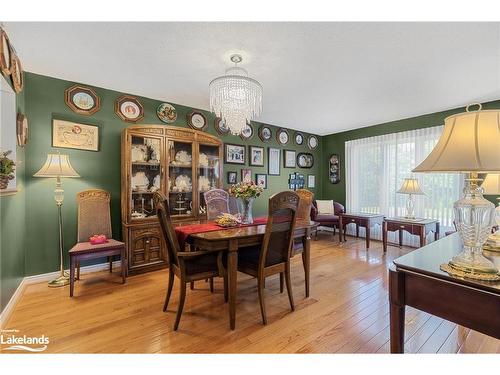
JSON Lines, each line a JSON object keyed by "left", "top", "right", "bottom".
{"left": 345, "top": 125, "right": 462, "bottom": 246}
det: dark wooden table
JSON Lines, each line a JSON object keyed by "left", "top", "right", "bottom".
{"left": 339, "top": 213, "right": 385, "bottom": 249}
{"left": 383, "top": 217, "right": 440, "bottom": 252}
{"left": 188, "top": 221, "right": 319, "bottom": 330}
{"left": 389, "top": 233, "right": 500, "bottom": 353}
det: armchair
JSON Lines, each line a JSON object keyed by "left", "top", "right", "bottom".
{"left": 311, "top": 200, "right": 345, "bottom": 239}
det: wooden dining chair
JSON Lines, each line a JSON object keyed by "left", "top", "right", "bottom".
{"left": 154, "top": 191, "right": 226, "bottom": 331}
{"left": 204, "top": 189, "right": 230, "bottom": 220}
{"left": 237, "top": 191, "right": 300, "bottom": 325}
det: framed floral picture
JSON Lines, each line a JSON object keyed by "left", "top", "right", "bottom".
{"left": 256, "top": 174, "right": 267, "bottom": 189}
{"left": 268, "top": 147, "right": 281, "bottom": 176}
{"left": 52, "top": 119, "right": 99, "bottom": 152}
{"left": 65, "top": 85, "right": 101, "bottom": 115}
{"left": 224, "top": 143, "right": 245, "bottom": 164}
{"left": 284, "top": 149, "right": 296, "bottom": 168}
{"left": 241, "top": 168, "right": 252, "bottom": 183}
{"left": 249, "top": 145, "right": 264, "bottom": 167}
{"left": 115, "top": 95, "right": 144, "bottom": 123}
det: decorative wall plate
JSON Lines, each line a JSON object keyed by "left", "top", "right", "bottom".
{"left": 187, "top": 111, "right": 207, "bottom": 130}
{"left": 307, "top": 135, "right": 319, "bottom": 150}
{"left": 215, "top": 117, "right": 229, "bottom": 135}
{"left": 297, "top": 152, "right": 314, "bottom": 168}
{"left": 16, "top": 113, "right": 28, "bottom": 147}
{"left": 64, "top": 85, "right": 100, "bottom": 115}
{"left": 157, "top": 103, "right": 177, "bottom": 123}
{"left": 240, "top": 123, "right": 253, "bottom": 140}
{"left": 115, "top": 95, "right": 144, "bottom": 122}
{"left": 294, "top": 132, "right": 304, "bottom": 145}
{"left": 10, "top": 54, "right": 23, "bottom": 93}
{"left": 276, "top": 128, "right": 289, "bottom": 145}
{"left": 0, "top": 28, "right": 12, "bottom": 76}
{"left": 258, "top": 125, "right": 272, "bottom": 142}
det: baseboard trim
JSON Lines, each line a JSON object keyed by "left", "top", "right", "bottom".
{"left": 0, "top": 260, "right": 122, "bottom": 329}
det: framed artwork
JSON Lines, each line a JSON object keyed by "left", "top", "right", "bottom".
{"left": 9, "top": 54, "right": 23, "bottom": 94}
{"left": 284, "top": 149, "right": 296, "bottom": 168}
{"left": 241, "top": 168, "right": 252, "bottom": 183}
{"left": 227, "top": 171, "right": 237, "bottom": 184}
{"left": 256, "top": 174, "right": 267, "bottom": 189}
{"left": 249, "top": 145, "right": 264, "bottom": 167}
{"left": 224, "top": 143, "right": 245, "bottom": 164}
{"left": 52, "top": 119, "right": 99, "bottom": 152}
{"left": 240, "top": 123, "right": 253, "bottom": 140}
{"left": 0, "top": 27, "right": 12, "bottom": 76}
{"left": 16, "top": 113, "right": 28, "bottom": 147}
{"left": 329, "top": 154, "right": 341, "bottom": 184}
{"left": 65, "top": 85, "right": 100, "bottom": 116}
{"left": 297, "top": 152, "right": 314, "bottom": 168}
{"left": 215, "top": 117, "right": 229, "bottom": 135}
{"left": 115, "top": 95, "right": 144, "bottom": 122}
{"left": 268, "top": 147, "right": 281, "bottom": 176}
{"left": 307, "top": 135, "right": 319, "bottom": 150}
{"left": 156, "top": 103, "right": 177, "bottom": 123}
{"left": 276, "top": 128, "right": 289, "bottom": 145}
{"left": 187, "top": 111, "right": 207, "bottom": 130}
{"left": 258, "top": 125, "right": 272, "bottom": 142}
{"left": 294, "top": 132, "right": 304, "bottom": 146}
{"left": 308, "top": 175, "right": 316, "bottom": 188}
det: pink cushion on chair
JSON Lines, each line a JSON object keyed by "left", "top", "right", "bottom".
{"left": 69, "top": 239, "right": 124, "bottom": 254}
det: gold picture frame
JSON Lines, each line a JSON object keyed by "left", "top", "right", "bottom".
{"left": 115, "top": 95, "right": 144, "bottom": 123}
{"left": 52, "top": 119, "right": 99, "bottom": 152}
{"left": 64, "top": 85, "right": 101, "bottom": 115}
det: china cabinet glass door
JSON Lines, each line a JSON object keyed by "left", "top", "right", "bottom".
{"left": 168, "top": 140, "right": 194, "bottom": 218}
{"left": 129, "top": 135, "right": 162, "bottom": 220}
{"left": 198, "top": 144, "right": 221, "bottom": 216}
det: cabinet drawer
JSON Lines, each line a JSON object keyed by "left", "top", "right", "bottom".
{"left": 128, "top": 226, "right": 167, "bottom": 270}
{"left": 342, "top": 217, "right": 366, "bottom": 226}
{"left": 386, "top": 222, "right": 421, "bottom": 235}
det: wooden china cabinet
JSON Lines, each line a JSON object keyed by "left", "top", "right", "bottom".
{"left": 121, "top": 125, "right": 223, "bottom": 274}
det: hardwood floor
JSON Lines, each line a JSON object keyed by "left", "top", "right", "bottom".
{"left": 3, "top": 233, "right": 499, "bottom": 354}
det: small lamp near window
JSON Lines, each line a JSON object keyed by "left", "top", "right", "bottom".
{"left": 413, "top": 103, "right": 500, "bottom": 279}
{"left": 397, "top": 178, "right": 425, "bottom": 219}
{"left": 34, "top": 152, "right": 80, "bottom": 287}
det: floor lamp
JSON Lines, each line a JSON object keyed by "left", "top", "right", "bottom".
{"left": 34, "top": 152, "right": 80, "bottom": 287}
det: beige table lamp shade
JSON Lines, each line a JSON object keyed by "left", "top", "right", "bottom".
{"left": 397, "top": 178, "right": 425, "bottom": 195}
{"left": 34, "top": 153, "right": 80, "bottom": 178}
{"left": 481, "top": 174, "right": 500, "bottom": 195}
{"left": 413, "top": 105, "right": 500, "bottom": 173}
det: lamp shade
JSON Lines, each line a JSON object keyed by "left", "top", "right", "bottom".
{"left": 34, "top": 153, "right": 80, "bottom": 178}
{"left": 413, "top": 105, "right": 500, "bottom": 173}
{"left": 397, "top": 178, "right": 425, "bottom": 195}
{"left": 481, "top": 174, "right": 500, "bottom": 195}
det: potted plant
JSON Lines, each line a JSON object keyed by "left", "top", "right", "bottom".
{"left": 0, "top": 150, "right": 16, "bottom": 190}
{"left": 228, "top": 180, "right": 263, "bottom": 224}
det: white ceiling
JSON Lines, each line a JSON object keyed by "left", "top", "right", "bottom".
{"left": 5, "top": 22, "right": 500, "bottom": 135}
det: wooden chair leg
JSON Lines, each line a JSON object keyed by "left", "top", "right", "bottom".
{"left": 76, "top": 262, "right": 80, "bottom": 280}
{"left": 279, "top": 273, "right": 284, "bottom": 293}
{"left": 223, "top": 275, "right": 228, "bottom": 303}
{"left": 209, "top": 277, "right": 214, "bottom": 293}
{"left": 285, "top": 262, "right": 295, "bottom": 312}
{"left": 108, "top": 256, "right": 112, "bottom": 273}
{"left": 121, "top": 249, "right": 126, "bottom": 284}
{"left": 174, "top": 281, "right": 187, "bottom": 331}
{"left": 190, "top": 281, "right": 194, "bottom": 290}
{"left": 257, "top": 277, "right": 267, "bottom": 325}
{"left": 163, "top": 269, "right": 175, "bottom": 312}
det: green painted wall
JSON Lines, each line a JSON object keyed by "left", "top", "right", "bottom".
{"left": 23, "top": 72, "right": 323, "bottom": 276}
{"left": 321, "top": 99, "right": 500, "bottom": 206}
{"left": 0, "top": 80, "right": 26, "bottom": 312}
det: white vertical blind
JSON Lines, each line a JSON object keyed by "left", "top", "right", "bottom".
{"left": 345, "top": 125, "right": 462, "bottom": 246}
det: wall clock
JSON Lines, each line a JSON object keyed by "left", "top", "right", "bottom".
{"left": 258, "top": 125, "right": 272, "bottom": 142}
{"left": 65, "top": 85, "right": 101, "bottom": 116}
{"left": 115, "top": 95, "right": 144, "bottom": 122}
{"left": 0, "top": 28, "right": 12, "bottom": 76}
{"left": 307, "top": 135, "right": 319, "bottom": 150}
{"left": 157, "top": 103, "right": 177, "bottom": 123}
{"left": 187, "top": 111, "right": 207, "bottom": 130}
{"left": 276, "top": 128, "right": 289, "bottom": 145}
{"left": 215, "top": 117, "right": 229, "bottom": 135}
{"left": 240, "top": 123, "right": 253, "bottom": 140}
{"left": 294, "top": 132, "right": 304, "bottom": 145}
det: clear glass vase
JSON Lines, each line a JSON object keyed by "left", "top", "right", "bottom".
{"left": 451, "top": 182, "right": 497, "bottom": 274}
{"left": 237, "top": 197, "right": 254, "bottom": 224}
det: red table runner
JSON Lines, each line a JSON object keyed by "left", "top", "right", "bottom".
{"left": 175, "top": 217, "right": 268, "bottom": 249}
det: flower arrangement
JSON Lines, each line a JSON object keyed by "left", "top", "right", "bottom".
{"left": 228, "top": 180, "right": 263, "bottom": 199}
{"left": 0, "top": 150, "right": 15, "bottom": 190}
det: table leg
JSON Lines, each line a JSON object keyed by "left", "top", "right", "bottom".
{"left": 121, "top": 247, "right": 126, "bottom": 284}
{"left": 356, "top": 224, "right": 359, "bottom": 238}
{"left": 70, "top": 255, "right": 75, "bottom": 297}
{"left": 399, "top": 229, "right": 403, "bottom": 248}
{"left": 419, "top": 229, "right": 426, "bottom": 247}
{"left": 382, "top": 221, "right": 387, "bottom": 253}
{"left": 302, "top": 229, "right": 311, "bottom": 297}
{"left": 389, "top": 267, "right": 405, "bottom": 353}
{"left": 435, "top": 222, "right": 440, "bottom": 241}
{"left": 339, "top": 217, "right": 343, "bottom": 243}
{"left": 228, "top": 239, "right": 238, "bottom": 330}
{"left": 365, "top": 226, "right": 371, "bottom": 249}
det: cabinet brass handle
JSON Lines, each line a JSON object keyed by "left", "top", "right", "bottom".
{"left": 351, "top": 219, "right": 355, "bottom": 222}
{"left": 400, "top": 225, "right": 405, "bottom": 229}
{"left": 146, "top": 240, "right": 150, "bottom": 244}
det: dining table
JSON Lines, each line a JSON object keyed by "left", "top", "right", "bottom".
{"left": 175, "top": 218, "right": 319, "bottom": 330}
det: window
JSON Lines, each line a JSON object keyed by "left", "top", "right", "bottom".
{"left": 345, "top": 125, "right": 462, "bottom": 246}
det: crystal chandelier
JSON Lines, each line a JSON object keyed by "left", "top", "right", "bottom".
{"left": 209, "top": 54, "right": 263, "bottom": 135}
